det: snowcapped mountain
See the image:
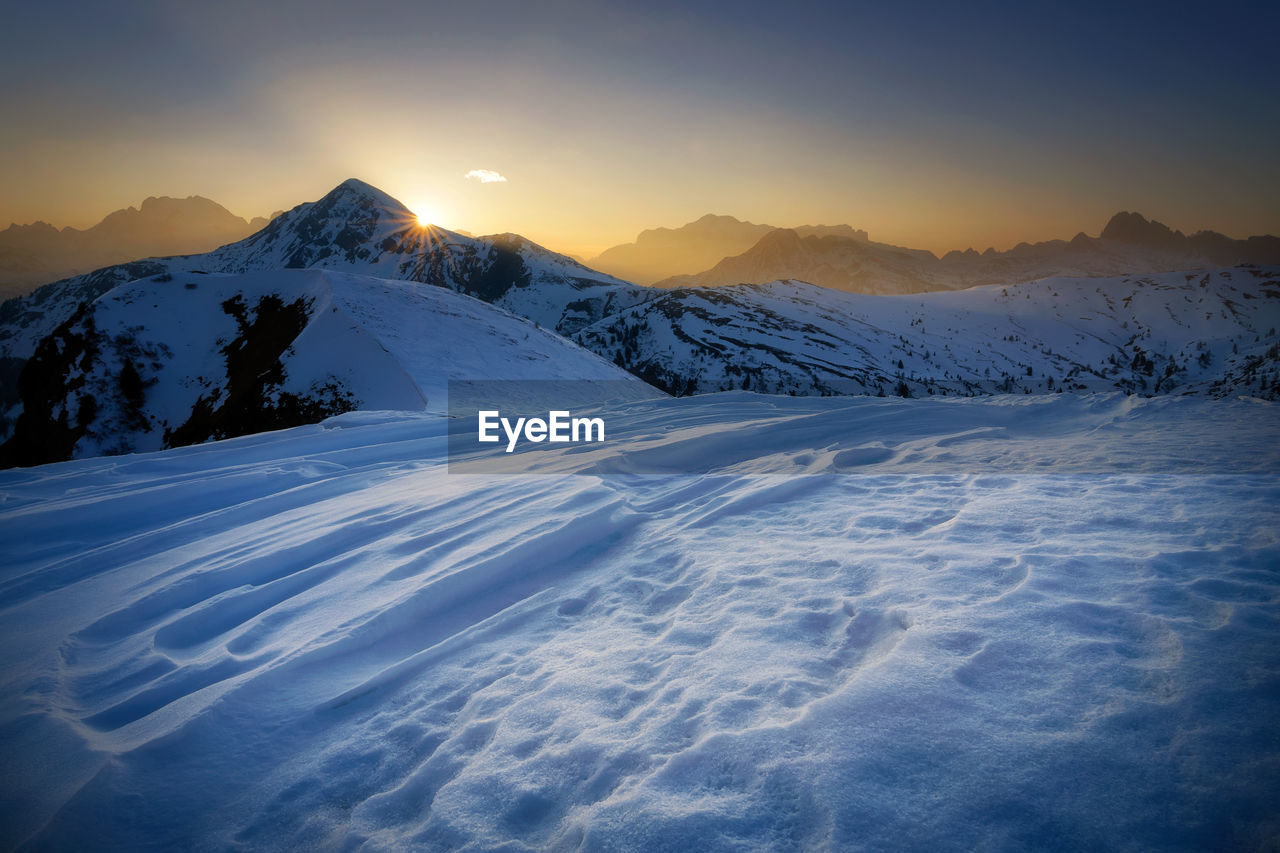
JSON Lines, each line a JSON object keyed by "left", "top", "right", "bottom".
{"left": 0, "top": 269, "right": 654, "bottom": 468}
{"left": 0, "top": 195, "right": 271, "bottom": 301}
{"left": 654, "top": 212, "right": 1280, "bottom": 294}
{"left": 0, "top": 180, "right": 654, "bottom": 448}
{"left": 6, "top": 178, "right": 1278, "bottom": 468}
{"left": 575, "top": 267, "right": 1280, "bottom": 398}
{"left": 0, "top": 179, "right": 650, "bottom": 371}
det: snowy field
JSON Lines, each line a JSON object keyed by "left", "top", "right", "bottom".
{"left": 1, "top": 393, "right": 1278, "bottom": 851}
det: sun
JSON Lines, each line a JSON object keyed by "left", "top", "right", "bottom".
{"left": 408, "top": 200, "right": 445, "bottom": 229}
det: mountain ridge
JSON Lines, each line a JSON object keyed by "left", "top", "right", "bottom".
{"left": 6, "top": 178, "right": 1279, "bottom": 467}
{"left": 574, "top": 268, "right": 1280, "bottom": 400}
{"left": 652, "top": 211, "right": 1280, "bottom": 294}
{"left": 586, "top": 214, "right": 870, "bottom": 284}
{"left": 0, "top": 178, "right": 650, "bottom": 363}
{"left": 0, "top": 195, "right": 273, "bottom": 300}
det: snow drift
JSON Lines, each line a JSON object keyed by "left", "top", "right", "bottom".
{"left": 1, "top": 393, "right": 1277, "bottom": 850}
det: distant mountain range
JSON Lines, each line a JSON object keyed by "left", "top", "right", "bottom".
{"left": 586, "top": 214, "right": 868, "bottom": 284}
{"left": 0, "top": 196, "right": 277, "bottom": 300}
{"left": 650, "top": 212, "right": 1280, "bottom": 294}
{"left": 2, "top": 177, "right": 1278, "bottom": 467}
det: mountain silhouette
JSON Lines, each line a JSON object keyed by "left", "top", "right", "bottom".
{"left": 0, "top": 195, "right": 272, "bottom": 300}
{"left": 587, "top": 214, "right": 868, "bottom": 284}
{"left": 653, "top": 213, "right": 1280, "bottom": 293}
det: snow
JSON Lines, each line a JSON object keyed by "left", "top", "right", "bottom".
{"left": 0, "top": 181, "right": 649, "bottom": 380}
{"left": 1, "top": 392, "right": 1277, "bottom": 850}
{"left": 15, "top": 269, "right": 655, "bottom": 462}
{"left": 7, "top": 179, "right": 1276, "bottom": 458}
{"left": 448, "top": 391, "right": 1280, "bottom": 476}
{"left": 577, "top": 268, "right": 1280, "bottom": 398}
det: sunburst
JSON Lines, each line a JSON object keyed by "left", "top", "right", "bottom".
{"left": 408, "top": 200, "right": 446, "bottom": 229}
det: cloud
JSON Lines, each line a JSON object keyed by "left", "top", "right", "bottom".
{"left": 465, "top": 169, "right": 508, "bottom": 184}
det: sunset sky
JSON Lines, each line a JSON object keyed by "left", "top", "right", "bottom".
{"left": 2, "top": 0, "right": 1276, "bottom": 258}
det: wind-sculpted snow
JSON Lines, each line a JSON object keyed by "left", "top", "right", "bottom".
{"left": 448, "top": 391, "right": 1280, "bottom": 476}
{"left": 0, "top": 394, "right": 1277, "bottom": 850}
{"left": 576, "top": 268, "right": 1280, "bottom": 398}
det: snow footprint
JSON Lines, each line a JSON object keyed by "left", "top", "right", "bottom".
{"left": 823, "top": 604, "right": 913, "bottom": 679}
{"left": 742, "top": 603, "right": 913, "bottom": 719}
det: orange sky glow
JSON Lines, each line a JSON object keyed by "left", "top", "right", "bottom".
{"left": 2, "top": 1, "right": 1276, "bottom": 260}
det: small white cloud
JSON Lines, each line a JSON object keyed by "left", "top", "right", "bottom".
{"left": 465, "top": 169, "right": 508, "bottom": 184}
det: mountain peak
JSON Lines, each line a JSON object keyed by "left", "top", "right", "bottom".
{"left": 793, "top": 224, "right": 870, "bottom": 242}
{"left": 323, "top": 178, "right": 413, "bottom": 215}
{"left": 691, "top": 213, "right": 751, "bottom": 227}
{"left": 336, "top": 177, "right": 382, "bottom": 194}
{"left": 1101, "top": 211, "right": 1184, "bottom": 246}
{"left": 675, "top": 214, "right": 766, "bottom": 237}
{"left": 1, "top": 220, "right": 59, "bottom": 235}
{"left": 755, "top": 228, "right": 805, "bottom": 250}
